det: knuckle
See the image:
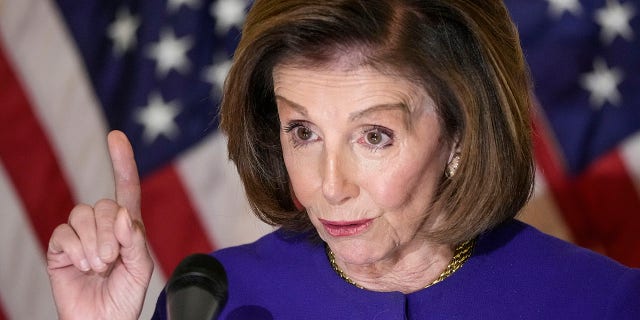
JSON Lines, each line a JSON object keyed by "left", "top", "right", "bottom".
{"left": 49, "top": 224, "right": 78, "bottom": 254}
{"left": 48, "top": 226, "right": 67, "bottom": 253}
{"left": 51, "top": 223, "right": 73, "bottom": 240}
{"left": 94, "top": 199, "right": 120, "bottom": 230}
{"left": 94, "top": 199, "right": 119, "bottom": 210}
{"left": 94, "top": 198, "right": 119, "bottom": 213}
{"left": 51, "top": 222, "right": 70, "bottom": 235}
{"left": 67, "top": 204, "right": 94, "bottom": 227}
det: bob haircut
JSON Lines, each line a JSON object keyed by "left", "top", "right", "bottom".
{"left": 220, "top": 0, "right": 534, "bottom": 245}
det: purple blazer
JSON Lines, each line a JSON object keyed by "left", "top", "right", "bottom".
{"left": 152, "top": 219, "right": 640, "bottom": 319}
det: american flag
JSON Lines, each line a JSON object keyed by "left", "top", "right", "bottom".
{"left": 506, "top": 0, "right": 640, "bottom": 266}
{"left": 0, "top": 0, "right": 637, "bottom": 319}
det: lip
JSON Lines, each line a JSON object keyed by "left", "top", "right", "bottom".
{"left": 319, "top": 218, "right": 373, "bottom": 237}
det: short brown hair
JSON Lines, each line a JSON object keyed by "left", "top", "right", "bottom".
{"left": 220, "top": 0, "right": 534, "bottom": 244}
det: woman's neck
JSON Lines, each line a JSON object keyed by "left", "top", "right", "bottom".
{"left": 332, "top": 240, "right": 454, "bottom": 294}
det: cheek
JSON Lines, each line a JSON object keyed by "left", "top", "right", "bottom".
{"left": 365, "top": 153, "right": 444, "bottom": 210}
{"left": 282, "top": 147, "right": 319, "bottom": 204}
{"left": 366, "top": 166, "right": 415, "bottom": 208}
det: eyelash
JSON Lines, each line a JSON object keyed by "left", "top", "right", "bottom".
{"left": 282, "top": 121, "right": 315, "bottom": 148}
{"left": 282, "top": 121, "right": 302, "bottom": 133}
{"left": 281, "top": 122, "right": 395, "bottom": 151}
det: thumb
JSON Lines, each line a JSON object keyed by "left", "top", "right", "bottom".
{"left": 114, "top": 208, "right": 153, "bottom": 280}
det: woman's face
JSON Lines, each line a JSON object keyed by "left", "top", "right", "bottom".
{"left": 274, "top": 63, "right": 453, "bottom": 266}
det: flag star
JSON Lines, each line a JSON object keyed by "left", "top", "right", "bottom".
{"left": 146, "top": 29, "right": 193, "bottom": 77}
{"left": 546, "top": 0, "right": 582, "bottom": 18}
{"left": 107, "top": 7, "right": 140, "bottom": 55}
{"left": 595, "top": 0, "right": 636, "bottom": 44}
{"left": 168, "top": 0, "right": 201, "bottom": 12}
{"left": 135, "top": 92, "right": 182, "bottom": 143}
{"left": 203, "top": 59, "right": 232, "bottom": 94}
{"left": 580, "top": 58, "right": 624, "bottom": 109}
{"left": 211, "top": 0, "right": 247, "bottom": 35}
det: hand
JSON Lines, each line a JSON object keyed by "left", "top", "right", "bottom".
{"left": 47, "top": 131, "right": 154, "bottom": 320}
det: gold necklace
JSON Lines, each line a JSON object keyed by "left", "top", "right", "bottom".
{"left": 326, "top": 239, "right": 475, "bottom": 290}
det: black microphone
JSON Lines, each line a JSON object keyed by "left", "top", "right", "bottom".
{"left": 166, "top": 254, "right": 228, "bottom": 320}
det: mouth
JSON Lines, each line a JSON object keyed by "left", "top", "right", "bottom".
{"left": 319, "top": 219, "right": 373, "bottom": 237}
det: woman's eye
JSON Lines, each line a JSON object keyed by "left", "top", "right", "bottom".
{"left": 295, "top": 126, "right": 313, "bottom": 141}
{"left": 360, "top": 126, "right": 393, "bottom": 149}
{"left": 283, "top": 121, "right": 318, "bottom": 147}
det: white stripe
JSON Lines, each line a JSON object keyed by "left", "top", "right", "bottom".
{"left": 0, "top": 0, "right": 114, "bottom": 205}
{"left": 620, "top": 132, "right": 640, "bottom": 196}
{"left": 176, "top": 132, "right": 272, "bottom": 249}
{"left": 142, "top": 255, "right": 168, "bottom": 320}
{"left": 0, "top": 164, "right": 58, "bottom": 319}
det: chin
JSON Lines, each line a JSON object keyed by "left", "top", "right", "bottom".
{"left": 327, "top": 237, "right": 388, "bottom": 266}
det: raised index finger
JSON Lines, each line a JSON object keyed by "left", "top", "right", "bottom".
{"left": 107, "top": 130, "right": 142, "bottom": 220}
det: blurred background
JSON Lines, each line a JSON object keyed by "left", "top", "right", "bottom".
{"left": 0, "top": 0, "right": 638, "bottom": 319}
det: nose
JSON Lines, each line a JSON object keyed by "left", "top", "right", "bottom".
{"left": 321, "top": 149, "right": 359, "bottom": 205}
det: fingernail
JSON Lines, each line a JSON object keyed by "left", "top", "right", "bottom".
{"left": 93, "top": 256, "right": 106, "bottom": 269}
{"left": 99, "top": 244, "right": 113, "bottom": 260}
{"left": 79, "top": 259, "right": 90, "bottom": 271}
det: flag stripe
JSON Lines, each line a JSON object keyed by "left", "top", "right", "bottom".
{"left": 576, "top": 142, "right": 640, "bottom": 266}
{"left": 0, "top": 164, "right": 57, "bottom": 319}
{"left": 0, "top": 303, "right": 6, "bottom": 320}
{"left": 141, "top": 165, "right": 216, "bottom": 276}
{"left": 176, "top": 133, "right": 271, "bottom": 249}
{"left": 0, "top": 40, "right": 75, "bottom": 251}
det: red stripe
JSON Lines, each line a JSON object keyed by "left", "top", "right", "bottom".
{"left": 0, "top": 40, "right": 76, "bottom": 251}
{"left": 141, "top": 164, "right": 216, "bottom": 276}
{"left": 576, "top": 151, "right": 640, "bottom": 267}
{"left": 0, "top": 298, "right": 7, "bottom": 320}
{"left": 532, "top": 109, "right": 640, "bottom": 267}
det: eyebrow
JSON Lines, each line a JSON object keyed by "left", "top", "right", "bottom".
{"left": 348, "top": 103, "right": 410, "bottom": 123}
{"left": 275, "top": 95, "right": 308, "bottom": 117}
{"left": 276, "top": 95, "right": 411, "bottom": 124}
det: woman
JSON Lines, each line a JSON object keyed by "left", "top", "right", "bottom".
{"left": 47, "top": 0, "right": 640, "bottom": 319}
